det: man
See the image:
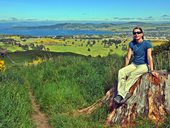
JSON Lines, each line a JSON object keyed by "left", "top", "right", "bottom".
{"left": 114, "top": 27, "right": 158, "bottom": 104}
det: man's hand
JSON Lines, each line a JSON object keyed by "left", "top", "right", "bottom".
{"left": 151, "top": 71, "right": 159, "bottom": 78}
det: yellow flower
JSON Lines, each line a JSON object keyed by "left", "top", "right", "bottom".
{"left": 0, "top": 60, "right": 5, "bottom": 71}
{"left": 26, "top": 57, "right": 44, "bottom": 66}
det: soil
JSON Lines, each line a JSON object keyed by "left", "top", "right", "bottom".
{"left": 29, "top": 90, "right": 52, "bottom": 128}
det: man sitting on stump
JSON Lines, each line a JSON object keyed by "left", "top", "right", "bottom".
{"left": 114, "top": 27, "right": 158, "bottom": 104}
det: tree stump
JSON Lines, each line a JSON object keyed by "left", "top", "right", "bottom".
{"left": 78, "top": 70, "right": 170, "bottom": 127}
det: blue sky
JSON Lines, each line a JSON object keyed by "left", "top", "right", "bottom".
{"left": 0, "top": 0, "right": 170, "bottom": 22}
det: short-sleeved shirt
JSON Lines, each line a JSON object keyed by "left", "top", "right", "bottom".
{"left": 129, "top": 40, "right": 152, "bottom": 65}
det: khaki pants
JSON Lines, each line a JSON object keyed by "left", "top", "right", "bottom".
{"left": 117, "top": 63, "right": 148, "bottom": 98}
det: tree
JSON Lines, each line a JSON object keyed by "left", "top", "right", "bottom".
{"left": 21, "top": 45, "right": 29, "bottom": 50}
{"left": 77, "top": 71, "right": 170, "bottom": 127}
{"left": 87, "top": 48, "right": 91, "bottom": 52}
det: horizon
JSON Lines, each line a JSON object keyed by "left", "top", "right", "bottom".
{"left": 0, "top": 0, "right": 170, "bottom": 23}
{"left": 1, "top": 20, "right": 170, "bottom": 24}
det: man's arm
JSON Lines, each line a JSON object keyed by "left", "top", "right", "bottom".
{"left": 125, "top": 47, "right": 132, "bottom": 66}
{"left": 147, "top": 48, "right": 154, "bottom": 71}
{"left": 147, "top": 48, "right": 159, "bottom": 77}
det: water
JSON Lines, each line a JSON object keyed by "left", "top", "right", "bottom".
{"left": 0, "top": 28, "right": 116, "bottom": 36}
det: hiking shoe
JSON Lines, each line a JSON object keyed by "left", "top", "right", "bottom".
{"left": 120, "top": 93, "right": 132, "bottom": 104}
{"left": 113, "top": 95, "right": 123, "bottom": 104}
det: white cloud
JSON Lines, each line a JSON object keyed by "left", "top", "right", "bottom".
{"left": 113, "top": 15, "right": 170, "bottom": 21}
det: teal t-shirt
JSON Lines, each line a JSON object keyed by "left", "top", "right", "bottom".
{"left": 129, "top": 40, "right": 152, "bottom": 65}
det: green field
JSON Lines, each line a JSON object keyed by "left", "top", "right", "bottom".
{"left": 0, "top": 34, "right": 167, "bottom": 58}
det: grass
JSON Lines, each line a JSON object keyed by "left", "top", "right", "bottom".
{"left": 0, "top": 42, "right": 23, "bottom": 52}
{"left": 0, "top": 69, "right": 35, "bottom": 128}
{"left": 153, "top": 51, "right": 170, "bottom": 71}
{"left": 7, "top": 53, "right": 122, "bottom": 128}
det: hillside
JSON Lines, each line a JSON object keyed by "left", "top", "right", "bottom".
{"left": 0, "top": 31, "right": 169, "bottom": 128}
{"left": 11, "top": 22, "right": 170, "bottom": 31}
{"left": 0, "top": 52, "right": 124, "bottom": 128}
{"left": 0, "top": 38, "right": 170, "bottom": 127}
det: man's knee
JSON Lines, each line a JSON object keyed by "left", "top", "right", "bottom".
{"left": 118, "top": 68, "right": 124, "bottom": 75}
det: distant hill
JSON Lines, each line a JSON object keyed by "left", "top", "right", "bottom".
{"left": 12, "top": 22, "right": 156, "bottom": 30}
{"left": 126, "top": 21, "right": 153, "bottom": 25}
{"left": 12, "top": 23, "right": 117, "bottom": 30}
{"left": 9, "top": 22, "right": 170, "bottom": 34}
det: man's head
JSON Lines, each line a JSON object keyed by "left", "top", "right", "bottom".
{"left": 132, "top": 27, "right": 144, "bottom": 40}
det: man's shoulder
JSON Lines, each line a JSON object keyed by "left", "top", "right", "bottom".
{"left": 143, "top": 40, "right": 152, "bottom": 48}
{"left": 129, "top": 40, "right": 135, "bottom": 45}
{"left": 129, "top": 41, "right": 134, "bottom": 48}
{"left": 143, "top": 40, "right": 151, "bottom": 44}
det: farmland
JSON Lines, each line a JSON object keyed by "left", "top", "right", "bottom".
{"left": 0, "top": 33, "right": 167, "bottom": 58}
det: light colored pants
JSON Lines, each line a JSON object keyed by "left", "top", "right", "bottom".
{"left": 117, "top": 63, "right": 148, "bottom": 98}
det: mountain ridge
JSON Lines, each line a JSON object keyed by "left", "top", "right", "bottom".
{"left": 11, "top": 22, "right": 156, "bottom": 30}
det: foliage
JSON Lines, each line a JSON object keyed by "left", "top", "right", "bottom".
{"left": 34, "top": 38, "right": 63, "bottom": 44}
{"left": 153, "top": 40, "right": 170, "bottom": 53}
{"left": 153, "top": 40, "right": 170, "bottom": 71}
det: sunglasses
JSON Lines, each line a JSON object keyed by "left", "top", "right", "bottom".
{"left": 133, "top": 31, "right": 142, "bottom": 35}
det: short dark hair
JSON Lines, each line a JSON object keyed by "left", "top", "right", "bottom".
{"left": 133, "top": 27, "right": 144, "bottom": 39}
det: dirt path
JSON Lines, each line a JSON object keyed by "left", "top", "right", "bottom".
{"left": 29, "top": 90, "right": 52, "bottom": 128}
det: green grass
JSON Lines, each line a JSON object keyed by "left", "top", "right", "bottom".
{"left": 20, "top": 52, "right": 170, "bottom": 128}
{"left": 0, "top": 42, "right": 23, "bottom": 52}
{"left": 153, "top": 51, "right": 170, "bottom": 71}
{"left": 19, "top": 54, "right": 123, "bottom": 128}
{"left": 0, "top": 69, "right": 35, "bottom": 128}
{"left": 47, "top": 44, "right": 125, "bottom": 57}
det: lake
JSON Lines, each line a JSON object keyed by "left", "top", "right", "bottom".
{"left": 0, "top": 28, "right": 116, "bottom": 36}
